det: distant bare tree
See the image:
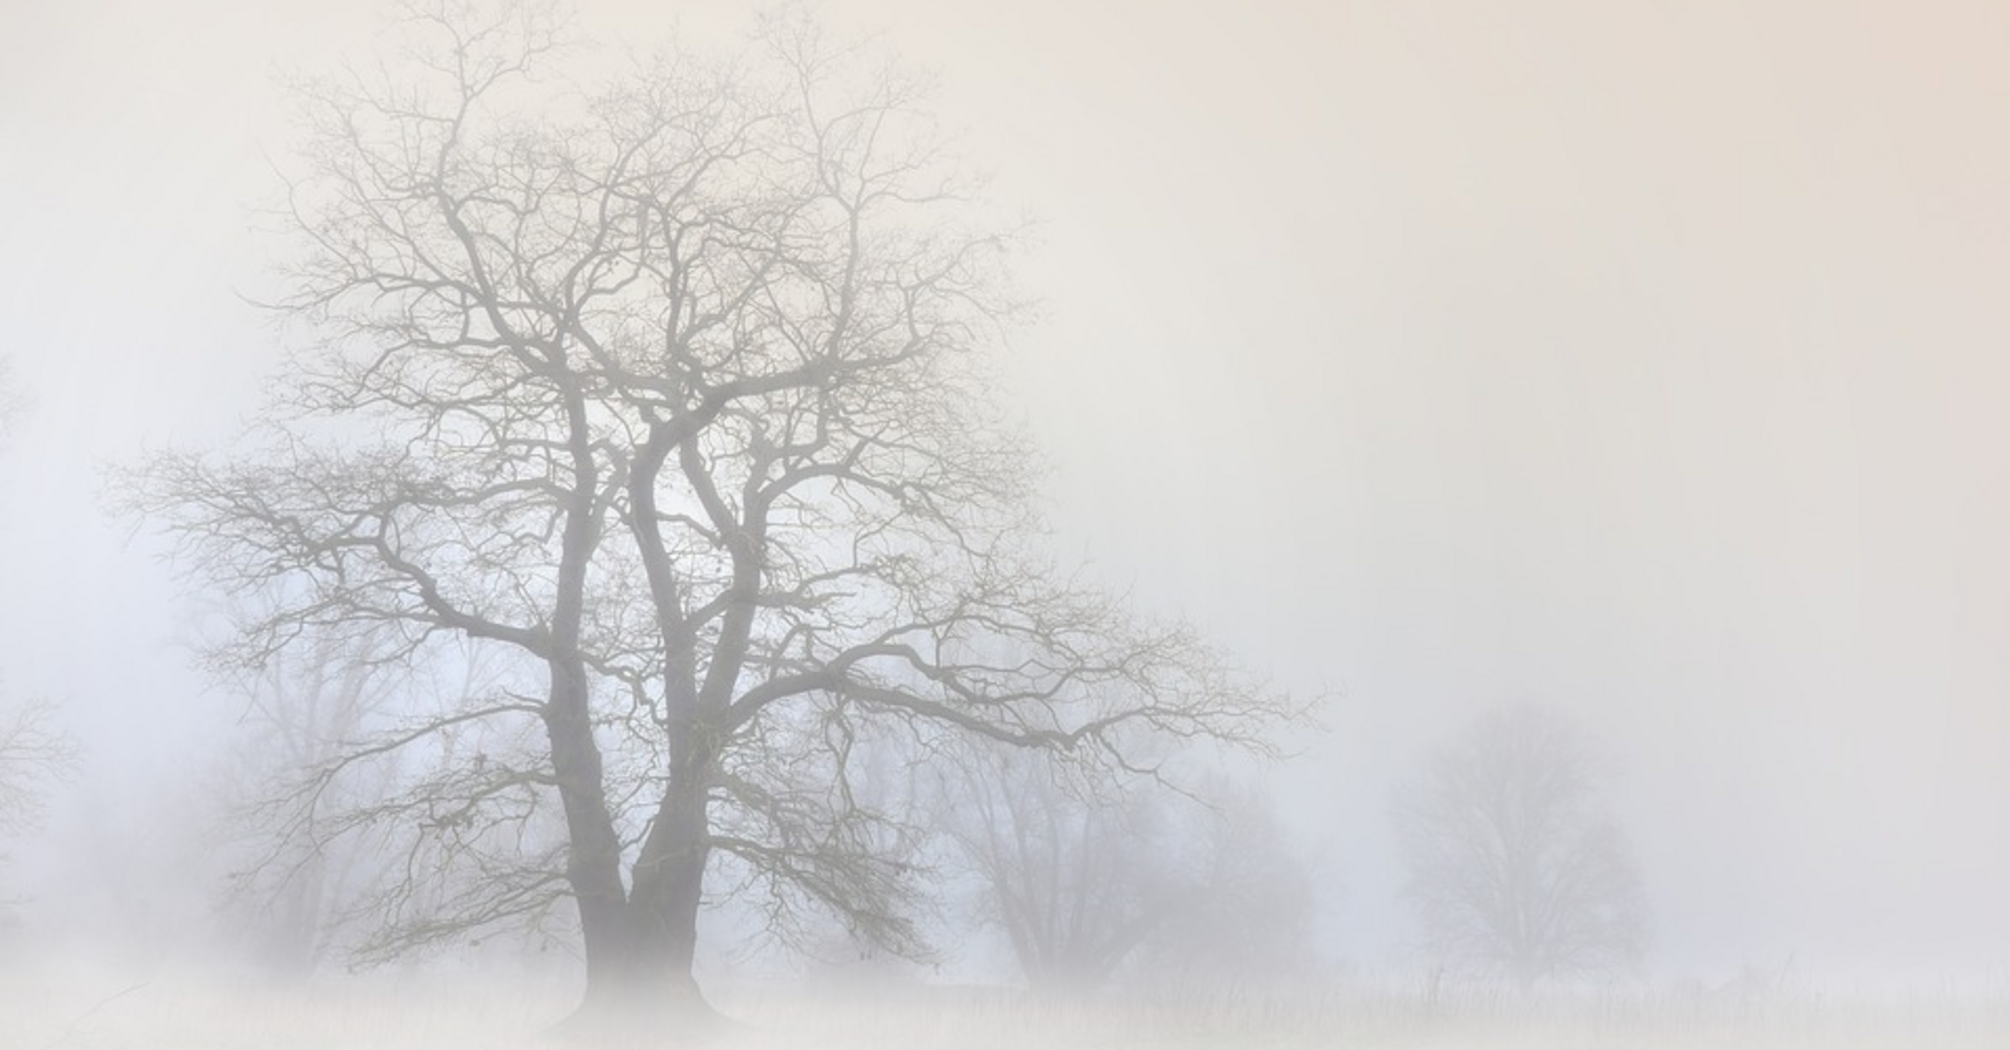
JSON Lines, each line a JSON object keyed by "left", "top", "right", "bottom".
{"left": 1392, "top": 706, "right": 1645, "bottom": 990}
{"left": 784, "top": 724, "right": 941, "bottom": 985}
{"left": 0, "top": 357, "right": 19, "bottom": 438}
{"left": 1136, "top": 780, "right": 1318, "bottom": 985}
{"left": 208, "top": 611, "right": 581, "bottom": 975}
{"left": 936, "top": 751, "right": 1315, "bottom": 992}
{"left": 1, "top": 364, "right": 77, "bottom": 894}
{"left": 214, "top": 629, "right": 391, "bottom": 974}
{"left": 126, "top": 2, "right": 1300, "bottom": 1027}
{"left": 0, "top": 697, "right": 74, "bottom": 841}
{"left": 0, "top": 699, "right": 74, "bottom": 936}
{"left": 936, "top": 746, "right": 1190, "bottom": 990}
{"left": 212, "top": 620, "right": 516, "bottom": 975}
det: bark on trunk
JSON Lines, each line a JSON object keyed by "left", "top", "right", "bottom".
{"left": 542, "top": 654, "right": 642, "bottom": 1003}
{"left": 547, "top": 689, "right": 719, "bottom": 1032}
{"left": 622, "top": 706, "right": 716, "bottom": 1010}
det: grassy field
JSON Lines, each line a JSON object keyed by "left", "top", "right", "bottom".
{"left": 6, "top": 963, "right": 2006, "bottom": 1049}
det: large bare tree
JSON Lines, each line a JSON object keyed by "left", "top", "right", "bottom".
{"left": 1392, "top": 705, "right": 1646, "bottom": 990}
{"left": 129, "top": 3, "right": 1296, "bottom": 1026}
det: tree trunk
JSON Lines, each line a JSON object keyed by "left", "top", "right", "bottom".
{"left": 623, "top": 710, "right": 716, "bottom": 1010}
{"left": 541, "top": 655, "right": 643, "bottom": 1009}
{"left": 548, "top": 696, "right": 719, "bottom": 1037}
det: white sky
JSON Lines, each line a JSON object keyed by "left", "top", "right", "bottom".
{"left": 2, "top": 0, "right": 2007, "bottom": 985}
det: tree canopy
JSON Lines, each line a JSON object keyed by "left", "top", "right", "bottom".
{"left": 127, "top": 3, "right": 1300, "bottom": 1023}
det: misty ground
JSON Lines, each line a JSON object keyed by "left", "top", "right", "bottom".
{"left": 7, "top": 960, "right": 2006, "bottom": 1050}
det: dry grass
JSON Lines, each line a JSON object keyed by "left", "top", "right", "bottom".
{"left": 5, "top": 962, "right": 2005, "bottom": 1050}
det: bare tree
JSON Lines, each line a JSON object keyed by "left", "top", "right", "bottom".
{"left": 1, "top": 362, "right": 78, "bottom": 908}
{"left": 126, "top": 3, "right": 1298, "bottom": 1026}
{"left": 940, "top": 753, "right": 1316, "bottom": 992}
{"left": 935, "top": 746, "right": 1191, "bottom": 991}
{"left": 0, "top": 699, "right": 75, "bottom": 936}
{"left": 209, "top": 619, "right": 528, "bottom": 977}
{"left": 0, "top": 357, "right": 20, "bottom": 438}
{"left": 783, "top": 723, "right": 941, "bottom": 985}
{"left": 0, "top": 697, "right": 74, "bottom": 842}
{"left": 212, "top": 628, "right": 391, "bottom": 975}
{"left": 1392, "top": 705, "right": 1646, "bottom": 990}
{"left": 1135, "top": 780, "right": 1319, "bottom": 986}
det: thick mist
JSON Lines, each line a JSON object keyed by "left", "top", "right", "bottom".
{"left": 1, "top": 1, "right": 2006, "bottom": 1046}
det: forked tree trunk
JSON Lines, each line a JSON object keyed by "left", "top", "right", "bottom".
{"left": 544, "top": 662, "right": 720, "bottom": 1034}
{"left": 541, "top": 656, "right": 638, "bottom": 996}
{"left": 620, "top": 771, "right": 713, "bottom": 1008}
{"left": 614, "top": 707, "right": 717, "bottom": 1012}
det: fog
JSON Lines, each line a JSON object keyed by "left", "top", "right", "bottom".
{"left": 1, "top": 0, "right": 2006, "bottom": 1046}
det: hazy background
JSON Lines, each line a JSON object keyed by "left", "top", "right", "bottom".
{"left": 2, "top": 0, "right": 2006, "bottom": 991}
